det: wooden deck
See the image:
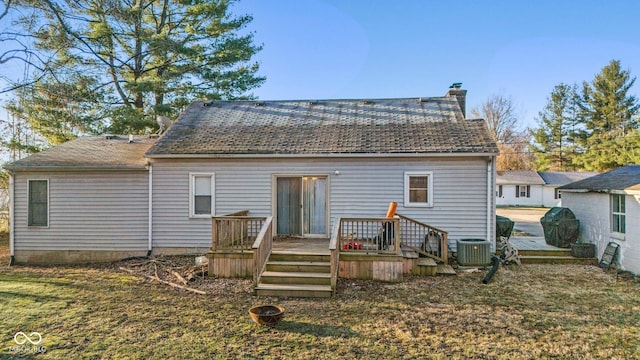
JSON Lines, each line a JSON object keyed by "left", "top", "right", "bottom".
{"left": 271, "top": 237, "right": 330, "bottom": 254}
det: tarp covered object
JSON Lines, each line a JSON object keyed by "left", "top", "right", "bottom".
{"left": 496, "top": 215, "right": 515, "bottom": 239}
{"left": 540, "top": 207, "right": 580, "bottom": 248}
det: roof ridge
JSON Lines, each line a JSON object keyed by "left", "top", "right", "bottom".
{"left": 201, "top": 96, "right": 450, "bottom": 104}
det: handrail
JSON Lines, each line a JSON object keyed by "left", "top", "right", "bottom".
{"left": 396, "top": 213, "right": 448, "bottom": 264}
{"left": 395, "top": 214, "right": 448, "bottom": 235}
{"left": 222, "top": 210, "right": 250, "bottom": 217}
{"left": 338, "top": 217, "right": 400, "bottom": 255}
{"left": 329, "top": 218, "right": 341, "bottom": 292}
{"left": 252, "top": 216, "right": 273, "bottom": 287}
{"left": 212, "top": 215, "right": 267, "bottom": 250}
{"left": 251, "top": 216, "right": 273, "bottom": 249}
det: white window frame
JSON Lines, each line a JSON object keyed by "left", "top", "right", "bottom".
{"left": 611, "top": 194, "right": 625, "bottom": 234}
{"left": 189, "top": 173, "right": 215, "bottom": 218}
{"left": 404, "top": 171, "right": 433, "bottom": 208}
{"left": 27, "top": 179, "right": 49, "bottom": 228}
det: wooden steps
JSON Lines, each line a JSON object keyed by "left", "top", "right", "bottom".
{"left": 416, "top": 258, "right": 437, "bottom": 276}
{"left": 497, "top": 248, "right": 597, "bottom": 265}
{"left": 518, "top": 255, "right": 598, "bottom": 265}
{"left": 401, "top": 250, "right": 449, "bottom": 276}
{"left": 254, "top": 283, "right": 333, "bottom": 298}
{"left": 255, "top": 251, "right": 333, "bottom": 298}
{"left": 436, "top": 264, "right": 457, "bottom": 275}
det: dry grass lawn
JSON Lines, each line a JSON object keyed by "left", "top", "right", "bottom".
{"left": 1, "top": 234, "right": 639, "bottom": 359}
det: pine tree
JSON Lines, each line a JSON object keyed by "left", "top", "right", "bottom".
{"left": 574, "top": 60, "right": 639, "bottom": 171}
{"left": 529, "top": 83, "right": 580, "bottom": 171}
{"left": 6, "top": 0, "right": 265, "bottom": 144}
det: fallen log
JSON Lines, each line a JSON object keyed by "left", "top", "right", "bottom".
{"left": 185, "top": 266, "right": 208, "bottom": 282}
{"left": 170, "top": 270, "right": 188, "bottom": 285}
{"left": 119, "top": 267, "right": 206, "bottom": 295}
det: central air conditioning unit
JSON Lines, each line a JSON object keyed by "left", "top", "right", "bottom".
{"left": 456, "top": 239, "right": 491, "bottom": 266}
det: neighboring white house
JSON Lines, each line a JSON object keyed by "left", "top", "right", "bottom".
{"left": 6, "top": 92, "right": 499, "bottom": 264}
{"left": 496, "top": 171, "right": 545, "bottom": 207}
{"left": 560, "top": 165, "right": 640, "bottom": 274}
{"left": 538, "top": 171, "right": 599, "bottom": 207}
{"left": 496, "top": 170, "right": 597, "bottom": 207}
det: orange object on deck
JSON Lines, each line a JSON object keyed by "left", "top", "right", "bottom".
{"left": 386, "top": 202, "right": 398, "bottom": 218}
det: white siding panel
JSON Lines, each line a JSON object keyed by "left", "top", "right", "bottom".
{"left": 151, "top": 157, "right": 492, "bottom": 249}
{"left": 564, "top": 192, "right": 640, "bottom": 274}
{"left": 13, "top": 171, "right": 149, "bottom": 251}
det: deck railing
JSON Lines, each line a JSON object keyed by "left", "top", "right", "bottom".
{"left": 212, "top": 212, "right": 266, "bottom": 251}
{"left": 397, "top": 214, "right": 448, "bottom": 263}
{"left": 329, "top": 220, "right": 341, "bottom": 292}
{"left": 252, "top": 216, "right": 273, "bottom": 287}
{"left": 337, "top": 217, "right": 401, "bottom": 255}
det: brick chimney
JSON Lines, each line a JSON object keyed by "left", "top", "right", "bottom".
{"left": 446, "top": 83, "right": 467, "bottom": 118}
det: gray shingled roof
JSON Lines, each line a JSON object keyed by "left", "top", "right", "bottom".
{"left": 146, "top": 98, "right": 498, "bottom": 156}
{"left": 559, "top": 165, "right": 640, "bottom": 192}
{"left": 4, "top": 135, "right": 157, "bottom": 171}
{"left": 496, "top": 171, "right": 545, "bottom": 185}
{"left": 538, "top": 171, "right": 599, "bottom": 185}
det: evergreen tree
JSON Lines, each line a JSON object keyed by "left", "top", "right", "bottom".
{"left": 529, "top": 83, "right": 580, "bottom": 171}
{"left": 574, "top": 60, "right": 639, "bottom": 171}
{"left": 6, "top": 0, "right": 264, "bottom": 144}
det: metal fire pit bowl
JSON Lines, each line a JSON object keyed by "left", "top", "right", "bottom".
{"left": 248, "top": 305, "right": 285, "bottom": 326}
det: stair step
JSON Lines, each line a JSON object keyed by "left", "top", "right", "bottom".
{"left": 436, "top": 264, "right": 457, "bottom": 275}
{"left": 416, "top": 258, "right": 437, "bottom": 276}
{"left": 266, "top": 261, "right": 330, "bottom": 273}
{"left": 255, "top": 283, "right": 333, "bottom": 298}
{"left": 403, "top": 251, "right": 419, "bottom": 259}
{"left": 417, "top": 258, "right": 437, "bottom": 266}
{"left": 260, "top": 271, "right": 331, "bottom": 285}
{"left": 520, "top": 256, "right": 598, "bottom": 265}
{"left": 516, "top": 250, "right": 572, "bottom": 257}
{"left": 269, "top": 252, "right": 331, "bottom": 262}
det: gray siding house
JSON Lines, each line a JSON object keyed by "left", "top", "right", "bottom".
{"left": 5, "top": 136, "right": 155, "bottom": 263}
{"left": 6, "top": 92, "right": 499, "bottom": 264}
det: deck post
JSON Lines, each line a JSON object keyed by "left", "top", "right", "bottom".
{"left": 211, "top": 217, "right": 218, "bottom": 251}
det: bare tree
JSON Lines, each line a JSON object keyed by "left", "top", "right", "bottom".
{"left": 472, "top": 93, "right": 532, "bottom": 170}
{"left": 471, "top": 93, "right": 521, "bottom": 143}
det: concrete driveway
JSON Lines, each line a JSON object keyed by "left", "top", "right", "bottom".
{"left": 496, "top": 207, "right": 547, "bottom": 237}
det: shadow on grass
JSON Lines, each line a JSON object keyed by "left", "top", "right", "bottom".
{"left": 0, "top": 290, "right": 61, "bottom": 301}
{"left": 275, "top": 321, "right": 358, "bottom": 338}
{"left": 0, "top": 275, "right": 74, "bottom": 287}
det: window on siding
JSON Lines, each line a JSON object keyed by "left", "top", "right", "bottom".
{"left": 516, "top": 185, "right": 530, "bottom": 198}
{"left": 554, "top": 188, "right": 561, "bottom": 199}
{"left": 496, "top": 185, "right": 503, "bottom": 198}
{"left": 404, "top": 172, "right": 433, "bottom": 207}
{"left": 28, "top": 180, "right": 48, "bottom": 227}
{"left": 190, "top": 173, "right": 215, "bottom": 217}
{"left": 611, "top": 194, "right": 625, "bottom": 234}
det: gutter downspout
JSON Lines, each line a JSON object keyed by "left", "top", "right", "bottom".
{"left": 9, "top": 171, "right": 15, "bottom": 265}
{"left": 486, "top": 158, "right": 494, "bottom": 252}
{"left": 147, "top": 163, "right": 153, "bottom": 257}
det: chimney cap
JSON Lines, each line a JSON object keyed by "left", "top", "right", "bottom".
{"left": 449, "top": 82, "right": 462, "bottom": 89}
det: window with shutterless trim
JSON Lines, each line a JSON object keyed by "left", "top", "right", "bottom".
{"left": 189, "top": 173, "right": 215, "bottom": 217}
{"left": 611, "top": 194, "right": 625, "bottom": 234}
{"left": 404, "top": 172, "right": 433, "bottom": 207}
{"left": 28, "top": 179, "right": 49, "bottom": 227}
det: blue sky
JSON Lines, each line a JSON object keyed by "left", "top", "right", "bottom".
{"left": 1, "top": 1, "right": 640, "bottom": 131}
{"left": 231, "top": 0, "right": 640, "bottom": 129}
